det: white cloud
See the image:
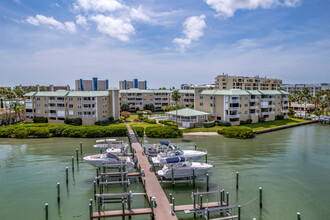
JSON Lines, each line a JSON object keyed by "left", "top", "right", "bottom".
{"left": 26, "top": 14, "right": 76, "bottom": 33}
{"left": 76, "top": 15, "right": 88, "bottom": 28}
{"left": 205, "top": 0, "right": 301, "bottom": 17}
{"left": 130, "top": 6, "right": 150, "bottom": 22}
{"left": 75, "top": 0, "right": 123, "bottom": 13}
{"left": 173, "top": 15, "right": 206, "bottom": 52}
{"left": 90, "top": 14, "right": 134, "bottom": 41}
{"left": 234, "top": 38, "right": 259, "bottom": 50}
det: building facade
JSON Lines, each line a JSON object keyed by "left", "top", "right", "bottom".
{"left": 119, "top": 79, "right": 147, "bottom": 90}
{"left": 281, "top": 83, "right": 330, "bottom": 96}
{"left": 75, "top": 77, "right": 109, "bottom": 91}
{"left": 194, "top": 87, "right": 289, "bottom": 126}
{"left": 215, "top": 74, "right": 282, "bottom": 90}
{"left": 19, "top": 84, "right": 70, "bottom": 92}
{"left": 119, "top": 89, "right": 194, "bottom": 111}
{"left": 24, "top": 89, "right": 120, "bottom": 125}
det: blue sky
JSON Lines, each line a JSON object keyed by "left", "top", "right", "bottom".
{"left": 0, "top": 0, "right": 329, "bottom": 89}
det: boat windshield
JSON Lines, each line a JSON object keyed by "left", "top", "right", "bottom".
{"left": 175, "top": 150, "right": 184, "bottom": 156}
{"left": 101, "top": 153, "right": 119, "bottom": 160}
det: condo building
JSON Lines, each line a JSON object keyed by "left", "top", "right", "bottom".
{"left": 19, "top": 84, "right": 70, "bottom": 92}
{"left": 194, "top": 87, "right": 289, "bottom": 126}
{"left": 281, "top": 83, "right": 330, "bottom": 96}
{"left": 119, "top": 89, "right": 194, "bottom": 111}
{"left": 75, "top": 77, "right": 109, "bottom": 91}
{"left": 215, "top": 74, "right": 282, "bottom": 90}
{"left": 119, "top": 79, "right": 147, "bottom": 90}
{"left": 24, "top": 89, "right": 120, "bottom": 125}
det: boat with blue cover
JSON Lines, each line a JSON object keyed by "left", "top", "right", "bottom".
{"left": 147, "top": 141, "right": 176, "bottom": 156}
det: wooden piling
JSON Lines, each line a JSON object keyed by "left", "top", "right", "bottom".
{"left": 80, "top": 142, "right": 82, "bottom": 154}
{"left": 171, "top": 168, "right": 174, "bottom": 188}
{"left": 57, "top": 182, "right": 60, "bottom": 203}
{"left": 121, "top": 198, "right": 125, "bottom": 220}
{"left": 194, "top": 144, "right": 197, "bottom": 150}
{"left": 226, "top": 192, "right": 229, "bottom": 206}
{"left": 93, "top": 181, "right": 97, "bottom": 200}
{"left": 220, "top": 190, "right": 223, "bottom": 206}
{"left": 76, "top": 148, "right": 79, "bottom": 162}
{"left": 45, "top": 203, "right": 48, "bottom": 220}
{"left": 172, "top": 197, "right": 175, "bottom": 212}
{"left": 259, "top": 187, "right": 263, "bottom": 209}
{"left": 89, "top": 203, "right": 92, "bottom": 220}
{"left": 169, "top": 193, "right": 172, "bottom": 203}
{"left": 192, "top": 169, "right": 196, "bottom": 188}
{"left": 205, "top": 151, "right": 208, "bottom": 163}
{"left": 297, "top": 212, "right": 301, "bottom": 220}
{"left": 206, "top": 174, "right": 209, "bottom": 192}
{"left": 200, "top": 195, "right": 203, "bottom": 209}
{"left": 238, "top": 205, "right": 241, "bottom": 220}
{"left": 65, "top": 167, "right": 69, "bottom": 184}
{"left": 236, "top": 172, "right": 239, "bottom": 190}
{"left": 72, "top": 156, "right": 74, "bottom": 171}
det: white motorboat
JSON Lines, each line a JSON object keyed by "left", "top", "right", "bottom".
{"left": 93, "top": 139, "right": 128, "bottom": 152}
{"left": 157, "top": 161, "right": 214, "bottom": 179}
{"left": 147, "top": 141, "right": 176, "bottom": 156}
{"left": 151, "top": 149, "right": 207, "bottom": 166}
{"left": 83, "top": 152, "right": 135, "bottom": 168}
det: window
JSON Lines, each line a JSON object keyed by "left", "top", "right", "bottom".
{"left": 69, "top": 104, "right": 73, "bottom": 108}
{"left": 278, "top": 108, "right": 280, "bottom": 111}
{"left": 78, "top": 112, "right": 82, "bottom": 115}
{"left": 245, "top": 96, "right": 248, "bottom": 100}
{"left": 200, "top": 96, "right": 203, "bottom": 99}
{"left": 37, "top": 97, "right": 40, "bottom": 100}
{"left": 78, "top": 104, "right": 81, "bottom": 108}
{"left": 238, "top": 112, "right": 241, "bottom": 114}
{"left": 37, "top": 110, "right": 40, "bottom": 113}
{"left": 44, "top": 104, "right": 48, "bottom": 107}
{"left": 244, "top": 104, "right": 248, "bottom": 107}
{"left": 200, "top": 102, "right": 203, "bottom": 106}
{"left": 257, "top": 110, "right": 260, "bottom": 113}
{"left": 69, "top": 97, "right": 73, "bottom": 101}
{"left": 103, "top": 97, "right": 107, "bottom": 100}
{"left": 45, "top": 110, "right": 48, "bottom": 113}
{"left": 200, "top": 115, "right": 205, "bottom": 119}
{"left": 210, "top": 103, "right": 213, "bottom": 107}
{"left": 245, "top": 111, "right": 248, "bottom": 114}
{"left": 77, "top": 98, "right": 81, "bottom": 101}
{"left": 44, "top": 97, "right": 47, "bottom": 100}
{"left": 37, "top": 104, "right": 40, "bottom": 107}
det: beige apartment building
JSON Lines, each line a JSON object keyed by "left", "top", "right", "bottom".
{"left": 119, "top": 79, "right": 147, "bottom": 90}
{"left": 215, "top": 74, "right": 282, "bottom": 90}
{"left": 19, "top": 84, "right": 70, "bottom": 92}
{"left": 119, "top": 89, "right": 194, "bottom": 110}
{"left": 194, "top": 87, "right": 289, "bottom": 126}
{"left": 24, "top": 89, "right": 120, "bottom": 125}
{"left": 75, "top": 77, "right": 109, "bottom": 91}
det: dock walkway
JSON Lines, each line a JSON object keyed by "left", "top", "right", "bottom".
{"left": 126, "top": 125, "right": 178, "bottom": 220}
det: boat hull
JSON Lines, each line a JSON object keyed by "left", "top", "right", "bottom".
{"left": 83, "top": 155, "right": 135, "bottom": 168}
{"left": 157, "top": 162, "right": 213, "bottom": 179}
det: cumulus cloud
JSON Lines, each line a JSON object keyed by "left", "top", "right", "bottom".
{"left": 205, "top": 0, "right": 301, "bottom": 17}
{"left": 90, "top": 14, "right": 135, "bottom": 41}
{"left": 130, "top": 6, "right": 150, "bottom": 22}
{"left": 26, "top": 14, "right": 76, "bottom": 33}
{"left": 76, "top": 15, "right": 88, "bottom": 28}
{"left": 74, "top": 0, "right": 123, "bottom": 12}
{"left": 173, "top": 15, "right": 206, "bottom": 52}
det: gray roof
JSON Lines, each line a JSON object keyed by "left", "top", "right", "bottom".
{"left": 200, "top": 89, "right": 289, "bottom": 96}
{"left": 24, "top": 90, "right": 110, "bottom": 97}
{"left": 165, "top": 108, "right": 209, "bottom": 117}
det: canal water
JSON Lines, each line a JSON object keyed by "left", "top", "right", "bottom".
{"left": 0, "top": 124, "right": 329, "bottom": 220}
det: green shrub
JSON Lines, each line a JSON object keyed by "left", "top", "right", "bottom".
{"left": 246, "top": 119, "right": 252, "bottom": 124}
{"left": 203, "top": 121, "right": 215, "bottom": 128}
{"left": 64, "top": 118, "right": 82, "bottom": 126}
{"left": 217, "top": 126, "right": 254, "bottom": 139}
{"left": 147, "top": 119, "right": 157, "bottom": 124}
{"left": 33, "top": 117, "right": 48, "bottom": 123}
{"left": 13, "top": 128, "right": 28, "bottom": 138}
{"left": 27, "top": 127, "right": 52, "bottom": 138}
{"left": 158, "top": 120, "right": 164, "bottom": 124}
{"left": 0, "top": 126, "right": 14, "bottom": 137}
{"left": 132, "top": 126, "right": 144, "bottom": 137}
{"left": 215, "top": 120, "right": 231, "bottom": 127}
{"left": 145, "top": 126, "right": 182, "bottom": 138}
{"left": 48, "top": 124, "right": 69, "bottom": 137}
{"left": 275, "top": 115, "right": 285, "bottom": 120}
{"left": 240, "top": 120, "right": 246, "bottom": 125}
{"left": 95, "top": 117, "right": 115, "bottom": 126}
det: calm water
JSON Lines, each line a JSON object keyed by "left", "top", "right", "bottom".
{"left": 0, "top": 124, "right": 329, "bottom": 220}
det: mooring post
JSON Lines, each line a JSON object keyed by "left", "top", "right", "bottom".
{"left": 222, "top": 189, "right": 225, "bottom": 203}
{"left": 143, "top": 178, "right": 146, "bottom": 192}
{"left": 65, "top": 167, "right": 69, "bottom": 185}
{"left": 193, "top": 169, "right": 196, "bottom": 188}
{"left": 205, "top": 151, "right": 208, "bottom": 163}
{"left": 97, "top": 197, "right": 101, "bottom": 213}
{"left": 45, "top": 203, "right": 48, "bottom": 220}
{"left": 121, "top": 198, "right": 125, "bottom": 220}
{"left": 161, "top": 177, "right": 163, "bottom": 186}
{"left": 71, "top": 156, "right": 74, "bottom": 171}
{"left": 206, "top": 174, "right": 209, "bottom": 192}
{"left": 171, "top": 168, "right": 174, "bottom": 188}
{"left": 200, "top": 195, "right": 203, "bottom": 210}
{"left": 238, "top": 205, "right": 241, "bottom": 220}
{"left": 57, "top": 182, "right": 60, "bottom": 203}
{"left": 172, "top": 197, "right": 175, "bottom": 212}
{"left": 195, "top": 144, "right": 197, "bottom": 150}
{"left": 297, "top": 212, "right": 301, "bottom": 220}
{"left": 96, "top": 166, "right": 99, "bottom": 178}
{"left": 76, "top": 148, "right": 79, "bottom": 162}
{"left": 169, "top": 193, "right": 172, "bottom": 203}
{"left": 128, "top": 191, "right": 132, "bottom": 210}
{"left": 150, "top": 195, "right": 155, "bottom": 220}
{"left": 220, "top": 190, "right": 223, "bottom": 206}
{"left": 93, "top": 181, "right": 97, "bottom": 200}
{"left": 89, "top": 202, "right": 93, "bottom": 220}
{"left": 226, "top": 192, "right": 229, "bottom": 206}
{"left": 193, "top": 193, "right": 196, "bottom": 218}
{"left": 259, "top": 187, "right": 263, "bottom": 209}
{"left": 80, "top": 142, "right": 82, "bottom": 154}
{"left": 236, "top": 172, "right": 239, "bottom": 190}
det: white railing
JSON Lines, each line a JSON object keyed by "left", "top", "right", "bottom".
{"left": 48, "top": 106, "right": 57, "bottom": 110}
{"left": 261, "top": 112, "right": 270, "bottom": 115}
{"left": 282, "top": 98, "right": 289, "bottom": 101}
{"left": 228, "top": 107, "right": 240, "bottom": 110}
{"left": 270, "top": 111, "right": 275, "bottom": 115}
{"left": 261, "top": 105, "right": 269, "bottom": 108}
{"left": 227, "top": 114, "right": 240, "bottom": 119}
{"left": 25, "top": 99, "right": 32, "bottom": 102}
{"left": 57, "top": 107, "right": 65, "bottom": 110}
{"left": 249, "top": 98, "right": 258, "bottom": 102}
{"left": 249, "top": 106, "right": 259, "bottom": 109}
{"left": 282, "top": 103, "right": 289, "bottom": 107}
{"left": 250, "top": 113, "right": 259, "bottom": 116}
{"left": 83, "top": 107, "right": 95, "bottom": 111}
{"left": 83, "top": 115, "right": 92, "bottom": 118}
{"left": 230, "top": 99, "right": 240, "bottom": 103}
{"left": 269, "top": 104, "right": 275, "bottom": 108}
{"left": 25, "top": 112, "right": 33, "bottom": 116}
{"left": 281, "top": 110, "right": 289, "bottom": 113}
{"left": 261, "top": 98, "right": 275, "bottom": 102}
{"left": 57, "top": 100, "right": 65, "bottom": 103}
{"left": 49, "top": 113, "right": 57, "bottom": 116}
{"left": 48, "top": 100, "right": 56, "bottom": 103}
{"left": 83, "top": 100, "right": 95, "bottom": 104}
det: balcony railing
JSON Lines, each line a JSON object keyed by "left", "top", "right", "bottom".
{"left": 250, "top": 113, "right": 259, "bottom": 116}
{"left": 261, "top": 112, "right": 270, "bottom": 115}
{"left": 249, "top": 98, "right": 258, "bottom": 102}
{"left": 227, "top": 114, "right": 240, "bottom": 119}
{"left": 230, "top": 99, "right": 240, "bottom": 103}
{"left": 49, "top": 113, "right": 57, "bottom": 116}
{"left": 25, "top": 99, "right": 32, "bottom": 102}
{"left": 269, "top": 104, "right": 275, "bottom": 108}
{"left": 83, "top": 115, "right": 92, "bottom": 118}
{"left": 282, "top": 98, "right": 289, "bottom": 101}
{"left": 48, "top": 106, "right": 57, "bottom": 110}
{"left": 48, "top": 100, "right": 56, "bottom": 103}
{"left": 282, "top": 103, "right": 289, "bottom": 107}
{"left": 261, "top": 105, "right": 269, "bottom": 108}
{"left": 57, "top": 100, "right": 65, "bottom": 103}
{"left": 83, "top": 107, "right": 95, "bottom": 111}
{"left": 83, "top": 100, "right": 95, "bottom": 104}
{"left": 261, "top": 98, "right": 275, "bottom": 102}
{"left": 227, "top": 107, "right": 240, "bottom": 110}
{"left": 25, "top": 112, "right": 33, "bottom": 116}
{"left": 57, "top": 107, "right": 65, "bottom": 110}
{"left": 249, "top": 106, "right": 258, "bottom": 109}
{"left": 281, "top": 110, "right": 289, "bottom": 113}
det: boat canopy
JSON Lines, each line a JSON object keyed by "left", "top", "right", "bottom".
{"left": 106, "top": 139, "right": 117, "bottom": 142}
{"left": 96, "top": 139, "right": 106, "bottom": 143}
{"left": 160, "top": 141, "right": 169, "bottom": 146}
{"left": 166, "top": 157, "right": 185, "bottom": 163}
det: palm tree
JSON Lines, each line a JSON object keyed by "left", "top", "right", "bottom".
{"left": 40, "top": 86, "right": 47, "bottom": 91}
{"left": 287, "top": 92, "right": 297, "bottom": 109}
{"left": 311, "top": 91, "right": 322, "bottom": 111}
{"left": 13, "top": 86, "right": 25, "bottom": 99}
{"left": 319, "top": 100, "right": 327, "bottom": 115}
{"left": 171, "top": 90, "right": 181, "bottom": 125}
{"left": 10, "top": 101, "right": 21, "bottom": 123}
{"left": 27, "top": 86, "right": 36, "bottom": 93}
{"left": 301, "top": 87, "right": 311, "bottom": 118}
{"left": 324, "top": 89, "right": 330, "bottom": 115}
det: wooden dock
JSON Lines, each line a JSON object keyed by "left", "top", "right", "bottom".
{"left": 174, "top": 201, "right": 226, "bottom": 212}
{"left": 127, "top": 125, "right": 178, "bottom": 220}
{"left": 92, "top": 208, "right": 152, "bottom": 218}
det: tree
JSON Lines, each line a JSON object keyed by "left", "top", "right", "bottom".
{"left": 121, "top": 111, "right": 130, "bottom": 122}
{"left": 27, "top": 86, "right": 36, "bottom": 93}
{"left": 10, "top": 101, "right": 23, "bottom": 123}
{"left": 120, "top": 104, "right": 129, "bottom": 111}
{"left": 13, "top": 86, "right": 25, "bottom": 99}
{"left": 287, "top": 108, "right": 295, "bottom": 118}
{"left": 319, "top": 100, "right": 327, "bottom": 115}
{"left": 189, "top": 103, "right": 194, "bottom": 109}
{"left": 312, "top": 110, "right": 322, "bottom": 120}
{"left": 287, "top": 92, "right": 297, "bottom": 109}
{"left": 171, "top": 90, "right": 181, "bottom": 125}
{"left": 144, "top": 103, "right": 155, "bottom": 112}
{"left": 311, "top": 91, "right": 323, "bottom": 110}
{"left": 301, "top": 87, "right": 311, "bottom": 118}
{"left": 39, "top": 86, "right": 47, "bottom": 91}
{"left": 324, "top": 89, "right": 330, "bottom": 114}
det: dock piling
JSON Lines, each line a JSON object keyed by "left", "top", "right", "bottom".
{"left": 297, "top": 212, "right": 301, "bottom": 220}
{"left": 169, "top": 193, "right": 172, "bottom": 203}
{"left": 206, "top": 174, "right": 209, "bottom": 192}
{"left": 226, "top": 192, "right": 229, "bottom": 206}
{"left": 205, "top": 151, "right": 208, "bottom": 163}
{"left": 45, "top": 203, "right": 48, "bottom": 220}
{"left": 236, "top": 172, "right": 239, "bottom": 190}
{"left": 76, "top": 148, "right": 79, "bottom": 162}
{"left": 238, "top": 205, "right": 241, "bottom": 220}
{"left": 80, "top": 142, "right": 82, "bottom": 155}
{"left": 93, "top": 181, "right": 97, "bottom": 200}
{"left": 57, "top": 182, "right": 60, "bottom": 203}
{"left": 259, "top": 187, "right": 263, "bottom": 209}
{"left": 65, "top": 167, "right": 68, "bottom": 185}
{"left": 71, "top": 156, "right": 74, "bottom": 171}
{"left": 121, "top": 198, "right": 125, "bottom": 220}
{"left": 89, "top": 202, "right": 92, "bottom": 220}
{"left": 200, "top": 195, "right": 203, "bottom": 209}
{"left": 171, "top": 168, "right": 174, "bottom": 188}
{"left": 194, "top": 144, "right": 197, "bottom": 150}
{"left": 172, "top": 197, "right": 175, "bottom": 212}
{"left": 192, "top": 169, "right": 196, "bottom": 188}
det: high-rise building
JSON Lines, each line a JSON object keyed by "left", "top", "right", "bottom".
{"left": 215, "top": 74, "right": 282, "bottom": 90}
{"left": 281, "top": 83, "right": 330, "bottom": 96}
{"left": 119, "top": 79, "right": 147, "bottom": 90}
{"left": 75, "top": 77, "right": 109, "bottom": 91}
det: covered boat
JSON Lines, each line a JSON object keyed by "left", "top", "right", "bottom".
{"left": 147, "top": 141, "right": 176, "bottom": 156}
{"left": 83, "top": 152, "right": 135, "bottom": 168}
{"left": 93, "top": 139, "right": 128, "bottom": 152}
{"left": 151, "top": 149, "right": 207, "bottom": 166}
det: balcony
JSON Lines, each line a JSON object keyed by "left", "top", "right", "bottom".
{"left": 228, "top": 107, "right": 240, "bottom": 110}
{"left": 261, "top": 112, "right": 270, "bottom": 115}
{"left": 25, "top": 112, "right": 33, "bottom": 116}
{"left": 250, "top": 113, "right": 259, "bottom": 117}
{"left": 48, "top": 100, "right": 56, "bottom": 103}
{"left": 83, "top": 100, "right": 95, "bottom": 104}
{"left": 269, "top": 104, "right": 275, "bottom": 108}
{"left": 48, "top": 106, "right": 57, "bottom": 110}
{"left": 230, "top": 99, "right": 240, "bottom": 103}
{"left": 83, "top": 107, "right": 95, "bottom": 111}
{"left": 282, "top": 103, "right": 289, "bottom": 107}
{"left": 261, "top": 104, "right": 269, "bottom": 108}
{"left": 249, "top": 98, "right": 258, "bottom": 102}
{"left": 57, "top": 100, "right": 65, "bottom": 103}
{"left": 57, "top": 107, "right": 65, "bottom": 110}
{"left": 25, "top": 99, "right": 32, "bottom": 102}
{"left": 281, "top": 110, "right": 289, "bottom": 113}
{"left": 261, "top": 98, "right": 275, "bottom": 102}
{"left": 227, "top": 114, "right": 240, "bottom": 119}
{"left": 49, "top": 113, "right": 57, "bottom": 116}
{"left": 249, "top": 105, "right": 259, "bottom": 109}
{"left": 83, "top": 115, "right": 92, "bottom": 118}
{"left": 282, "top": 98, "right": 289, "bottom": 101}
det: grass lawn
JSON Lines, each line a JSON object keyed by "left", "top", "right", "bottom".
{"left": 241, "top": 118, "right": 309, "bottom": 131}
{"left": 130, "top": 123, "right": 162, "bottom": 129}
{"left": 182, "top": 118, "right": 309, "bottom": 133}
{"left": 126, "top": 114, "right": 138, "bottom": 122}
